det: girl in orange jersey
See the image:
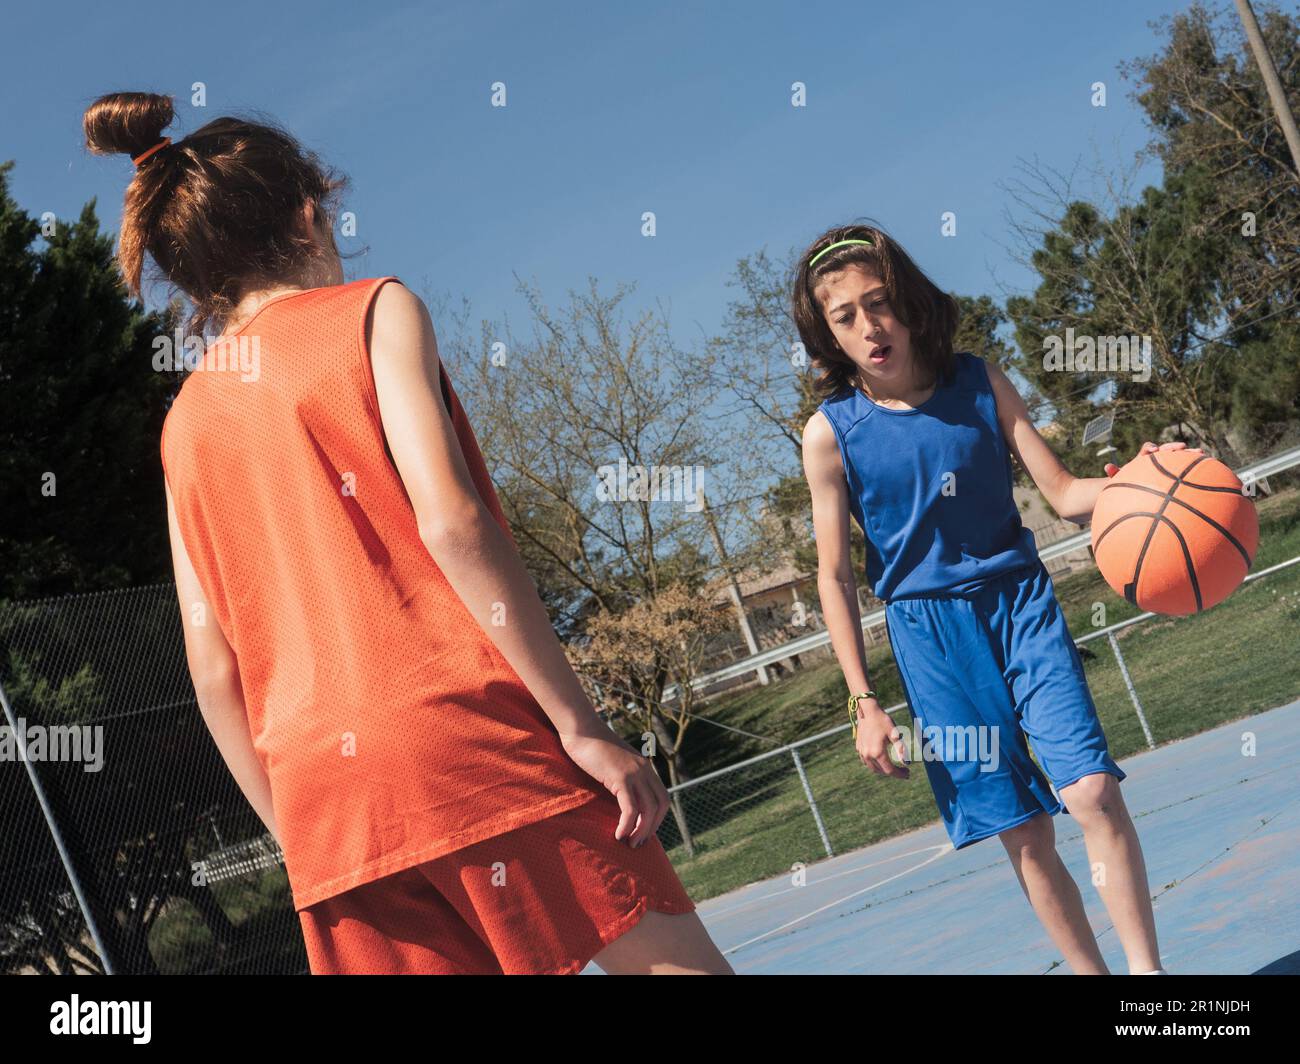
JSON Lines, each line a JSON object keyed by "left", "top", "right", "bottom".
{"left": 85, "top": 91, "right": 731, "bottom": 976}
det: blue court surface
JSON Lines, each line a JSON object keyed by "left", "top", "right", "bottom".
{"left": 585, "top": 699, "right": 1300, "bottom": 975}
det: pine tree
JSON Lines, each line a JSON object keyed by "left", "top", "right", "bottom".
{"left": 0, "top": 160, "right": 179, "bottom": 601}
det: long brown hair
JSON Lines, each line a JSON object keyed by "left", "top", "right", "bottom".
{"left": 82, "top": 91, "right": 350, "bottom": 335}
{"left": 790, "top": 220, "right": 959, "bottom": 401}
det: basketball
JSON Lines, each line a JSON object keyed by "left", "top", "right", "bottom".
{"left": 1090, "top": 450, "right": 1259, "bottom": 615}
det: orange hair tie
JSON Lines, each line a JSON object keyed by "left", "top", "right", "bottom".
{"left": 132, "top": 137, "right": 172, "bottom": 167}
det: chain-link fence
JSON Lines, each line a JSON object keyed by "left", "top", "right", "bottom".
{"left": 0, "top": 585, "right": 305, "bottom": 974}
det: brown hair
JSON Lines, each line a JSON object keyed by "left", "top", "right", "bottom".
{"left": 790, "top": 220, "right": 959, "bottom": 401}
{"left": 82, "top": 91, "right": 350, "bottom": 335}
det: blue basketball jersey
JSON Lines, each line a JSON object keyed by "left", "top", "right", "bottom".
{"left": 818, "top": 350, "right": 1039, "bottom": 602}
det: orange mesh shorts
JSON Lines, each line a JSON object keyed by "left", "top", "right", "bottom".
{"left": 297, "top": 793, "right": 696, "bottom": 974}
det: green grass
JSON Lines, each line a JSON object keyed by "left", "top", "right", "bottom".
{"left": 665, "top": 484, "right": 1300, "bottom": 901}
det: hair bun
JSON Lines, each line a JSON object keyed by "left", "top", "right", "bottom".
{"left": 83, "top": 92, "right": 175, "bottom": 158}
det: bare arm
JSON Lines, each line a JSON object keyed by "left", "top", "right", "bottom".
{"left": 164, "top": 478, "right": 280, "bottom": 840}
{"left": 982, "top": 361, "right": 1098, "bottom": 522}
{"left": 802, "top": 411, "right": 908, "bottom": 778}
{"left": 984, "top": 362, "right": 1200, "bottom": 523}
{"left": 365, "top": 281, "right": 669, "bottom": 845}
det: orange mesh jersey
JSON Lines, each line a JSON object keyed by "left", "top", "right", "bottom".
{"left": 161, "top": 276, "right": 602, "bottom": 911}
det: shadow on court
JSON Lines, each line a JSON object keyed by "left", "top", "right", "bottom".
{"left": 585, "top": 698, "right": 1300, "bottom": 975}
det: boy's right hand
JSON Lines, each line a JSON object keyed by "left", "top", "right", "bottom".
{"left": 854, "top": 701, "right": 910, "bottom": 779}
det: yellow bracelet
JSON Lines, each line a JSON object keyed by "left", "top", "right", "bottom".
{"left": 847, "top": 690, "right": 878, "bottom": 739}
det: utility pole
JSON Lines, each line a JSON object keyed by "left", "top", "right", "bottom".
{"left": 1234, "top": 0, "right": 1300, "bottom": 180}
{"left": 699, "top": 485, "right": 770, "bottom": 686}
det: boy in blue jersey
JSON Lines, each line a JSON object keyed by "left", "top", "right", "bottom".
{"left": 797, "top": 223, "right": 1186, "bottom": 975}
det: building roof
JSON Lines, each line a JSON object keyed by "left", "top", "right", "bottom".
{"left": 708, "top": 560, "right": 809, "bottom": 605}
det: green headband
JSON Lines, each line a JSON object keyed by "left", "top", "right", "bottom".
{"left": 809, "top": 237, "right": 874, "bottom": 268}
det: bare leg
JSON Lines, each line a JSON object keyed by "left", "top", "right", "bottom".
{"left": 1057, "top": 772, "right": 1162, "bottom": 973}
{"left": 590, "top": 909, "right": 734, "bottom": 975}
{"left": 999, "top": 812, "right": 1110, "bottom": 974}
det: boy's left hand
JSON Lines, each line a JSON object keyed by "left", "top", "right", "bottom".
{"left": 1104, "top": 440, "right": 1205, "bottom": 478}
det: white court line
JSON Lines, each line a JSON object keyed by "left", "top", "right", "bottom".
{"left": 703, "top": 841, "right": 954, "bottom": 921}
{"left": 721, "top": 843, "right": 954, "bottom": 956}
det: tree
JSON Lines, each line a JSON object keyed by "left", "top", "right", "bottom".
{"left": 1003, "top": 2, "right": 1299, "bottom": 469}
{"left": 0, "top": 161, "right": 179, "bottom": 602}
{"left": 1123, "top": 2, "right": 1300, "bottom": 319}
{"left": 1126, "top": 0, "right": 1300, "bottom": 456}
{"left": 442, "top": 276, "right": 753, "bottom": 773}
{"left": 567, "top": 582, "right": 731, "bottom": 854}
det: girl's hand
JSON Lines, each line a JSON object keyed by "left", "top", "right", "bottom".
{"left": 558, "top": 726, "right": 669, "bottom": 847}
{"left": 1104, "top": 440, "right": 1205, "bottom": 478}
{"left": 854, "top": 701, "right": 910, "bottom": 779}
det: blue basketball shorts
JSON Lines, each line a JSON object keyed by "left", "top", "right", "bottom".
{"left": 883, "top": 559, "right": 1126, "bottom": 849}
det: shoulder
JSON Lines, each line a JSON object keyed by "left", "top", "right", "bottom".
{"left": 803, "top": 407, "right": 838, "bottom": 449}
{"left": 973, "top": 355, "right": 1016, "bottom": 398}
{"left": 160, "top": 386, "right": 199, "bottom": 487}
{"left": 802, "top": 406, "right": 849, "bottom": 480}
{"left": 160, "top": 377, "right": 197, "bottom": 446}
{"left": 969, "top": 355, "right": 1031, "bottom": 427}
{"left": 365, "top": 278, "right": 434, "bottom": 364}
{"left": 944, "top": 349, "right": 979, "bottom": 385}
{"left": 366, "top": 276, "right": 421, "bottom": 322}
{"left": 954, "top": 351, "right": 1007, "bottom": 393}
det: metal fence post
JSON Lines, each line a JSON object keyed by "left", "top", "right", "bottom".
{"left": 790, "top": 748, "right": 834, "bottom": 858}
{"left": 1106, "top": 630, "right": 1155, "bottom": 750}
{"left": 0, "top": 677, "right": 119, "bottom": 973}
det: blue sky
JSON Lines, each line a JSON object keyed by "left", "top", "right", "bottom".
{"left": 3, "top": 0, "right": 1191, "bottom": 349}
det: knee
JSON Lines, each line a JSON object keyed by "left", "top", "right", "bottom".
{"left": 1060, "top": 772, "right": 1122, "bottom": 824}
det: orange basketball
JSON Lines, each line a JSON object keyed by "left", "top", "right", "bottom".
{"left": 1090, "top": 450, "right": 1258, "bottom": 615}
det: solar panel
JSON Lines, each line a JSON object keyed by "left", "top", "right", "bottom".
{"left": 1082, "top": 411, "right": 1114, "bottom": 447}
